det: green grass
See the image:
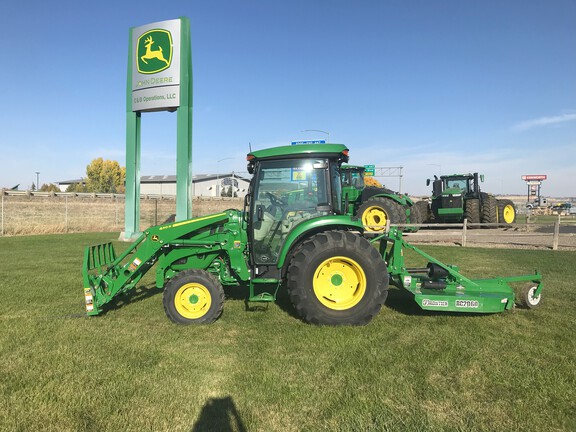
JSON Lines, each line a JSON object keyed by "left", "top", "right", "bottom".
{"left": 1, "top": 233, "right": 575, "bottom": 431}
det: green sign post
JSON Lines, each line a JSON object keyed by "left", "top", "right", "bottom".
{"left": 121, "top": 17, "right": 192, "bottom": 241}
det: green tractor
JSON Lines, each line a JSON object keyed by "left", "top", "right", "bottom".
{"left": 427, "top": 173, "right": 516, "bottom": 225}
{"left": 84, "top": 144, "right": 389, "bottom": 325}
{"left": 83, "top": 145, "right": 541, "bottom": 325}
{"left": 341, "top": 165, "right": 426, "bottom": 231}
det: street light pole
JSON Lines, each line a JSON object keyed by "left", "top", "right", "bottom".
{"left": 301, "top": 129, "right": 330, "bottom": 143}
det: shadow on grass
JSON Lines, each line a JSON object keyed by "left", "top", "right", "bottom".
{"left": 223, "top": 282, "right": 302, "bottom": 320}
{"left": 98, "top": 283, "right": 162, "bottom": 315}
{"left": 191, "top": 396, "right": 247, "bottom": 432}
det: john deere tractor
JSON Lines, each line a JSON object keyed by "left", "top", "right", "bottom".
{"left": 84, "top": 144, "right": 389, "bottom": 325}
{"left": 341, "top": 165, "right": 427, "bottom": 231}
{"left": 426, "top": 173, "right": 516, "bottom": 225}
{"left": 82, "top": 146, "right": 541, "bottom": 326}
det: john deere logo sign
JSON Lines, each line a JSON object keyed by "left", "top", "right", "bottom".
{"left": 137, "top": 29, "right": 173, "bottom": 74}
{"left": 131, "top": 19, "right": 182, "bottom": 112}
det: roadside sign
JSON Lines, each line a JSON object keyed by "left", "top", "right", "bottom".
{"left": 364, "top": 164, "right": 375, "bottom": 176}
{"left": 522, "top": 175, "right": 547, "bottom": 181}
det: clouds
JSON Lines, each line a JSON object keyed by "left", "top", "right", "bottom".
{"left": 512, "top": 112, "right": 576, "bottom": 132}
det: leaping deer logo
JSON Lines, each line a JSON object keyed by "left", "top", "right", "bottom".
{"left": 141, "top": 36, "right": 169, "bottom": 66}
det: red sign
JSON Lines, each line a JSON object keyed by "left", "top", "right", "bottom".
{"left": 521, "top": 175, "right": 547, "bottom": 181}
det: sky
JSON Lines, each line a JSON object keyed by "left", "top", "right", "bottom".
{"left": 1, "top": 0, "right": 575, "bottom": 197}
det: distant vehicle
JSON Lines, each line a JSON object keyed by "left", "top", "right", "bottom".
{"left": 550, "top": 202, "right": 572, "bottom": 213}
{"left": 425, "top": 172, "right": 516, "bottom": 225}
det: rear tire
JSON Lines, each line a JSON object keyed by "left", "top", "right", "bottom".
{"left": 358, "top": 197, "right": 406, "bottom": 231}
{"left": 497, "top": 199, "right": 517, "bottom": 225}
{"left": 287, "top": 230, "right": 389, "bottom": 325}
{"left": 163, "top": 269, "right": 224, "bottom": 324}
{"left": 415, "top": 200, "right": 431, "bottom": 223}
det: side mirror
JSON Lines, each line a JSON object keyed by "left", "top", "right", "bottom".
{"left": 426, "top": 179, "right": 431, "bottom": 186}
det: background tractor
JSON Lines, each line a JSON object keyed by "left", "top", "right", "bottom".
{"left": 426, "top": 172, "right": 516, "bottom": 226}
{"left": 341, "top": 165, "right": 427, "bottom": 231}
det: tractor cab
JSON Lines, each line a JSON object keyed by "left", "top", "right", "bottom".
{"left": 341, "top": 165, "right": 365, "bottom": 208}
{"left": 246, "top": 144, "right": 349, "bottom": 267}
{"left": 428, "top": 173, "right": 484, "bottom": 199}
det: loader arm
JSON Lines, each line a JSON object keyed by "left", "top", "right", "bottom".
{"left": 83, "top": 210, "right": 250, "bottom": 315}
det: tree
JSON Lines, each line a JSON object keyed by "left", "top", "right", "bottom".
{"left": 66, "top": 182, "right": 88, "bottom": 193}
{"left": 85, "top": 158, "right": 126, "bottom": 193}
{"left": 39, "top": 183, "right": 60, "bottom": 192}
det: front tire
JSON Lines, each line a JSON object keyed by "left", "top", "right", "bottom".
{"left": 163, "top": 269, "right": 224, "bottom": 324}
{"left": 481, "top": 194, "right": 498, "bottom": 225}
{"left": 464, "top": 199, "right": 481, "bottom": 226}
{"left": 287, "top": 230, "right": 389, "bottom": 325}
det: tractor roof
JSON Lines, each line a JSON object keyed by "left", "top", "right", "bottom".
{"left": 341, "top": 164, "right": 365, "bottom": 171}
{"left": 247, "top": 143, "right": 349, "bottom": 162}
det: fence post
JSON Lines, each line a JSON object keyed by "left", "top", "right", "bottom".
{"left": 65, "top": 195, "right": 69, "bottom": 233}
{"left": 462, "top": 218, "right": 467, "bottom": 247}
{"left": 552, "top": 220, "right": 560, "bottom": 250}
{"left": 154, "top": 199, "right": 158, "bottom": 226}
{"left": 1, "top": 192, "right": 4, "bottom": 236}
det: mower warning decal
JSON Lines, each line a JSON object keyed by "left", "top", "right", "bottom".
{"left": 129, "top": 258, "right": 142, "bottom": 271}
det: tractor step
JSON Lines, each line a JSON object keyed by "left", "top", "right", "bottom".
{"left": 248, "top": 293, "right": 276, "bottom": 302}
{"left": 248, "top": 278, "right": 281, "bottom": 303}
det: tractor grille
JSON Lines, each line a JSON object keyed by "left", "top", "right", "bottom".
{"left": 442, "top": 195, "right": 462, "bottom": 209}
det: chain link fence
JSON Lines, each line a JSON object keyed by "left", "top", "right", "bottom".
{"left": 0, "top": 192, "right": 243, "bottom": 236}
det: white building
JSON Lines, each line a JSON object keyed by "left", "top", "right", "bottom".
{"left": 57, "top": 172, "right": 250, "bottom": 197}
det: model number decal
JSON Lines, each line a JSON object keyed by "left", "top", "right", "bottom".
{"left": 455, "top": 300, "right": 480, "bottom": 308}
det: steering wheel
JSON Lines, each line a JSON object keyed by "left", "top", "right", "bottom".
{"left": 266, "top": 192, "right": 288, "bottom": 208}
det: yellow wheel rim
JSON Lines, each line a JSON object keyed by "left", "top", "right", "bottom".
{"left": 503, "top": 204, "right": 515, "bottom": 223}
{"left": 313, "top": 256, "right": 367, "bottom": 310}
{"left": 362, "top": 206, "right": 388, "bottom": 231}
{"left": 174, "top": 283, "right": 212, "bottom": 319}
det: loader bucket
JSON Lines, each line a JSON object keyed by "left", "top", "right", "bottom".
{"left": 82, "top": 242, "right": 119, "bottom": 315}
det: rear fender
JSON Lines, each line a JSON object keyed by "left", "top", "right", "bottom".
{"left": 276, "top": 215, "right": 364, "bottom": 268}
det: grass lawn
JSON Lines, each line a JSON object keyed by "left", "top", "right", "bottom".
{"left": 0, "top": 232, "right": 574, "bottom": 431}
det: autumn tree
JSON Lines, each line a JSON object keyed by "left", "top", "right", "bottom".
{"left": 85, "top": 158, "right": 126, "bottom": 193}
{"left": 39, "top": 183, "right": 61, "bottom": 192}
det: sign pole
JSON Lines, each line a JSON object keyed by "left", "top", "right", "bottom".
{"left": 122, "top": 29, "right": 142, "bottom": 240}
{"left": 176, "top": 16, "right": 193, "bottom": 221}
